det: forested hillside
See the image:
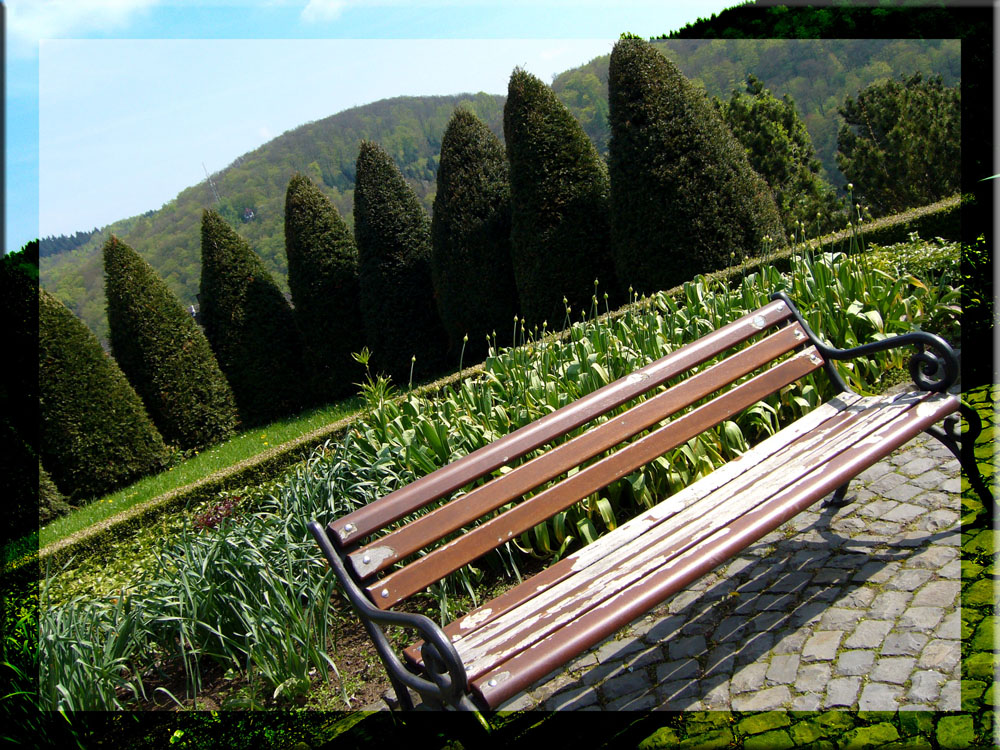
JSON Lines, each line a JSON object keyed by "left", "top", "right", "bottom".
{"left": 41, "top": 39, "right": 958, "bottom": 343}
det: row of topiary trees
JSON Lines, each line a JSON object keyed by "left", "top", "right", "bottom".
{"left": 35, "top": 37, "right": 792, "bottom": 512}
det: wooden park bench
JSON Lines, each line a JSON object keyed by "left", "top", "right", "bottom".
{"left": 309, "top": 291, "right": 990, "bottom": 711}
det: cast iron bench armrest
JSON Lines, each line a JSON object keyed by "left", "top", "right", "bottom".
{"left": 308, "top": 520, "right": 473, "bottom": 709}
{"left": 771, "top": 290, "right": 958, "bottom": 393}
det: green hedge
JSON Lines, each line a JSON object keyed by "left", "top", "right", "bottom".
{"left": 104, "top": 236, "right": 239, "bottom": 450}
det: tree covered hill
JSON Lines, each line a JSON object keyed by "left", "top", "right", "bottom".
{"left": 42, "top": 39, "right": 958, "bottom": 343}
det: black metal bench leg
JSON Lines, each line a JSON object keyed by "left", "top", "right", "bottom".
{"left": 923, "top": 405, "right": 995, "bottom": 512}
{"left": 829, "top": 482, "right": 851, "bottom": 506}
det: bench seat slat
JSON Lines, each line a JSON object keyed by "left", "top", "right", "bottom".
{"left": 450, "top": 390, "right": 935, "bottom": 675}
{"left": 401, "top": 391, "right": 868, "bottom": 666}
{"left": 349, "top": 323, "right": 810, "bottom": 580}
{"left": 465, "top": 391, "right": 957, "bottom": 707}
{"left": 330, "top": 300, "right": 795, "bottom": 548}
{"left": 368, "top": 346, "right": 824, "bottom": 608}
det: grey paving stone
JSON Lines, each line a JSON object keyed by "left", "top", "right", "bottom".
{"left": 899, "top": 457, "right": 941, "bottom": 476}
{"left": 643, "top": 615, "right": 686, "bottom": 644}
{"left": 868, "top": 473, "right": 908, "bottom": 494}
{"left": 883, "top": 494, "right": 926, "bottom": 514}
{"left": 497, "top": 692, "right": 535, "bottom": 711}
{"left": 821, "top": 607, "right": 866, "bottom": 631}
{"left": 859, "top": 561, "right": 902, "bottom": 585}
{"left": 544, "top": 684, "right": 600, "bottom": 710}
{"left": 766, "top": 653, "right": 800, "bottom": 685}
{"left": 625, "top": 646, "right": 665, "bottom": 672}
{"left": 918, "top": 639, "right": 960, "bottom": 673}
{"left": 703, "top": 648, "right": 736, "bottom": 678}
{"left": 734, "top": 632, "right": 775, "bottom": 664}
{"left": 730, "top": 662, "right": 768, "bottom": 694}
{"left": 934, "top": 610, "right": 961, "bottom": 639}
{"left": 871, "top": 656, "right": 916, "bottom": 685}
{"left": 701, "top": 679, "right": 731, "bottom": 709}
{"left": 858, "top": 682, "right": 903, "bottom": 710}
{"left": 731, "top": 686, "right": 791, "bottom": 711}
{"left": 908, "top": 670, "right": 946, "bottom": 703}
{"left": 802, "top": 630, "right": 843, "bottom": 661}
{"left": 813, "top": 568, "right": 854, "bottom": 585}
{"left": 906, "top": 545, "right": 958, "bottom": 570}
{"left": 795, "top": 662, "right": 832, "bottom": 693}
{"left": 871, "top": 590, "right": 912, "bottom": 618}
{"left": 580, "top": 660, "right": 624, "bottom": 686}
{"left": 940, "top": 680, "right": 961, "bottom": 711}
{"left": 594, "top": 635, "right": 646, "bottom": 664}
{"left": 911, "top": 580, "right": 960, "bottom": 608}
{"left": 898, "top": 606, "right": 944, "bottom": 631}
{"left": 857, "top": 462, "right": 894, "bottom": 482}
{"left": 887, "top": 568, "right": 934, "bottom": 591}
{"left": 834, "top": 650, "right": 876, "bottom": 676}
{"left": 881, "top": 631, "right": 929, "bottom": 657}
{"left": 655, "top": 658, "right": 699, "bottom": 683}
{"left": 838, "top": 587, "right": 877, "bottom": 609}
{"left": 825, "top": 676, "right": 862, "bottom": 708}
{"left": 845, "top": 619, "right": 894, "bottom": 649}
{"left": 666, "top": 590, "right": 702, "bottom": 614}
{"left": 772, "top": 630, "right": 809, "bottom": 655}
{"left": 792, "top": 694, "right": 824, "bottom": 711}
{"left": 668, "top": 635, "right": 706, "bottom": 660}
{"left": 607, "top": 689, "right": 657, "bottom": 711}
{"left": 656, "top": 679, "right": 700, "bottom": 710}
{"left": 603, "top": 671, "right": 652, "bottom": 700}
{"left": 770, "top": 570, "right": 812, "bottom": 592}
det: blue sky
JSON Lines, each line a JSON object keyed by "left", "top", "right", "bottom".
{"left": 7, "top": 0, "right": 736, "bottom": 255}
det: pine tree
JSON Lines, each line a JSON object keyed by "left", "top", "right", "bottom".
{"left": 608, "top": 37, "right": 786, "bottom": 295}
{"left": 354, "top": 140, "right": 447, "bottom": 384}
{"left": 284, "top": 174, "right": 365, "bottom": 401}
{"left": 837, "top": 72, "right": 960, "bottom": 216}
{"left": 103, "top": 236, "right": 239, "bottom": 450}
{"left": 504, "top": 68, "right": 617, "bottom": 327}
{"left": 717, "top": 75, "right": 846, "bottom": 238}
{"left": 431, "top": 109, "right": 517, "bottom": 362}
{"left": 39, "top": 287, "right": 168, "bottom": 501}
{"left": 199, "top": 210, "right": 305, "bottom": 426}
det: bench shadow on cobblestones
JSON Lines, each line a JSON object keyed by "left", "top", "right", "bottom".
{"left": 537, "top": 485, "right": 959, "bottom": 712}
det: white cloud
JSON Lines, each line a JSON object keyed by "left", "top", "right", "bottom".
{"left": 7, "top": 0, "right": 158, "bottom": 56}
{"left": 300, "top": 0, "right": 346, "bottom": 22}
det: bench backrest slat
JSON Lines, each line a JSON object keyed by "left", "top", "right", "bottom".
{"left": 347, "top": 322, "right": 810, "bottom": 580}
{"left": 366, "top": 345, "right": 824, "bottom": 608}
{"left": 329, "top": 300, "right": 794, "bottom": 548}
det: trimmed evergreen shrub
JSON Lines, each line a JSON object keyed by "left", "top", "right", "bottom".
{"left": 39, "top": 459, "right": 72, "bottom": 525}
{"left": 504, "top": 68, "right": 617, "bottom": 327}
{"left": 199, "top": 210, "right": 306, "bottom": 427}
{"left": 0, "top": 419, "right": 39, "bottom": 541}
{"left": 608, "top": 37, "right": 786, "bottom": 295}
{"left": 283, "top": 174, "right": 365, "bottom": 401}
{"left": 39, "top": 287, "right": 169, "bottom": 501}
{"left": 104, "top": 236, "right": 239, "bottom": 450}
{"left": 431, "top": 109, "right": 518, "bottom": 361}
{"left": 354, "top": 140, "right": 447, "bottom": 384}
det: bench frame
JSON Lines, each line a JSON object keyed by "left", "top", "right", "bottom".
{"left": 309, "top": 291, "right": 991, "bottom": 711}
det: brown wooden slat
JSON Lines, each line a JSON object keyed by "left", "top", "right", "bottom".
{"left": 329, "top": 300, "right": 795, "bottom": 547}
{"left": 452, "top": 390, "right": 933, "bottom": 677}
{"left": 471, "top": 392, "right": 958, "bottom": 707}
{"left": 367, "top": 346, "right": 824, "bottom": 608}
{"left": 402, "top": 392, "right": 865, "bottom": 667}
{"left": 348, "top": 323, "right": 810, "bottom": 579}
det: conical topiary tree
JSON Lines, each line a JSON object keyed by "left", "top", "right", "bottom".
{"left": 199, "top": 209, "right": 305, "bottom": 426}
{"left": 104, "top": 236, "right": 239, "bottom": 450}
{"left": 608, "top": 37, "right": 786, "bottom": 295}
{"left": 284, "top": 174, "right": 365, "bottom": 402}
{"left": 431, "top": 109, "right": 517, "bottom": 363}
{"left": 504, "top": 68, "right": 617, "bottom": 328}
{"left": 39, "top": 287, "right": 169, "bottom": 502}
{"left": 354, "top": 140, "right": 447, "bottom": 384}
